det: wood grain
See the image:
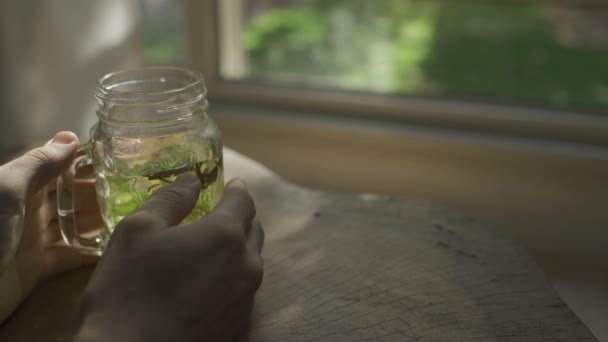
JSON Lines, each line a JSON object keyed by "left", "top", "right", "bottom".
{"left": 0, "top": 149, "right": 596, "bottom": 341}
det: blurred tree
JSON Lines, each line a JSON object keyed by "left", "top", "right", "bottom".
{"left": 242, "top": 0, "right": 608, "bottom": 111}
{"left": 421, "top": 2, "right": 608, "bottom": 110}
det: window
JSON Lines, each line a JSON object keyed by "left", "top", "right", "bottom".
{"left": 213, "top": 0, "right": 608, "bottom": 113}
{"left": 140, "top": 0, "right": 189, "bottom": 66}
{"left": 188, "top": 1, "right": 608, "bottom": 146}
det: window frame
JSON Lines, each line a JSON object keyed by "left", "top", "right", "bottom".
{"left": 186, "top": 0, "right": 608, "bottom": 147}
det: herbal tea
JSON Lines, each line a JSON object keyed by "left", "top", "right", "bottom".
{"left": 93, "top": 136, "right": 224, "bottom": 249}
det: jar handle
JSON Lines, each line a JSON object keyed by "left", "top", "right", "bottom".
{"left": 57, "top": 142, "right": 103, "bottom": 256}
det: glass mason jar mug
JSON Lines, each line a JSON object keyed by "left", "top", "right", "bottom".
{"left": 57, "top": 67, "right": 224, "bottom": 255}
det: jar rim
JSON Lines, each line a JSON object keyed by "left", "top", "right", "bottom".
{"left": 95, "top": 66, "right": 208, "bottom": 124}
{"left": 96, "top": 66, "right": 206, "bottom": 101}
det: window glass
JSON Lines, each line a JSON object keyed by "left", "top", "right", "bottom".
{"left": 140, "top": 0, "right": 189, "bottom": 66}
{"left": 219, "top": 0, "right": 608, "bottom": 113}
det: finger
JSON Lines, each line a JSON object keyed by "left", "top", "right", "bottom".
{"left": 46, "top": 188, "right": 59, "bottom": 221}
{"left": 51, "top": 169, "right": 97, "bottom": 221}
{"left": 119, "top": 173, "right": 202, "bottom": 232}
{"left": 246, "top": 219, "right": 264, "bottom": 254}
{"left": 211, "top": 178, "right": 256, "bottom": 229}
{"left": 45, "top": 212, "right": 103, "bottom": 246}
{"left": 42, "top": 245, "right": 99, "bottom": 277}
{"left": 73, "top": 178, "right": 99, "bottom": 210}
{"left": 44, "top": 221, "right": 63, "bottom": 246}
{"left": 26, "top": 187, "right": 47, "bottom": 221}
{"left": 0, "top": 132, "right": 78, "bottom": 201}
{"left": 57, "top": 159, "right": 96, "bottom": 194}
{"left": 47, "top": 178, "right": 58, "bottom": 193}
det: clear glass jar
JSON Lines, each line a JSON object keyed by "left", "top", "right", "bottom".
{"left": 58, "top": 67, "right": 223, "bottom": 255}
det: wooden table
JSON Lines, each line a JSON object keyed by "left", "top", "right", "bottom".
{"left": 0, "top": 149, "right": 597, "bottom": 341}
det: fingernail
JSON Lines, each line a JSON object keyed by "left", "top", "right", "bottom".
{"left": 49, "top": 131, "right": 77, "bottom": 145}
{"left": 174, "top": 173, "right": 199, "bottom": 185}
{"left": 228, "top": 178, "right": 248, "bottom": 190}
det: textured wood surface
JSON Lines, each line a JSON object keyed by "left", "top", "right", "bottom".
{"left": 0, "top": 149, "right": 596, "bottom": 341}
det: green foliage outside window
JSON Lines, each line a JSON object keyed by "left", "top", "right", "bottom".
{"left": 243, "top": 1, "right": 608, "bottom": 112}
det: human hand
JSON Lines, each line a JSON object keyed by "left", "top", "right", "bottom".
{"left": 0, "top": 132, "right": 99, "bottom": 323}
{"left": 74, "top": 176, "right": 264, "bottom": 342}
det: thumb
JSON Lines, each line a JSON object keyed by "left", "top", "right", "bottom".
{"left": 0, "top": 132, "right": 78, "bottom": 201}
{"left": 119, "top": 173, "right": 203, "bottom": 232}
